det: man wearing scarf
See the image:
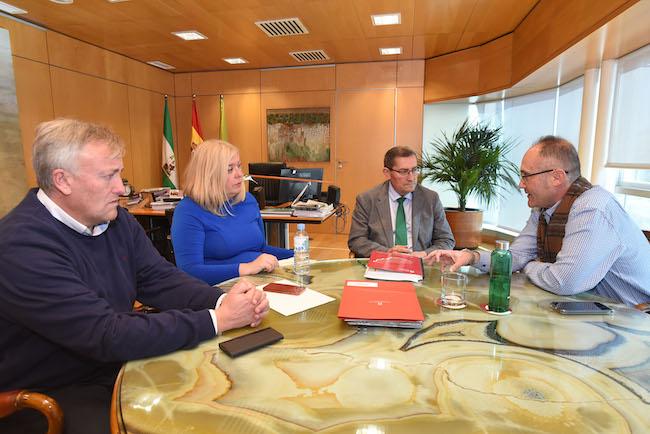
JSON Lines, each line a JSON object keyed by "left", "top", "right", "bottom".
{"left": 425, "top": 136, "right": 650, "bottom": 306}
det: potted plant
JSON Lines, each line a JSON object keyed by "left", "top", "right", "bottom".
{"left": 420, "top": 119, "right": 520, "bottom": 249}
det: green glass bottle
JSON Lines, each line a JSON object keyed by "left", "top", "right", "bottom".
{"left": 488, "top": 240, "right": 512, "bottom": 312}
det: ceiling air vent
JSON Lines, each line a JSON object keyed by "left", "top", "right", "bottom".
{"left": 289, "top": 50, "right": 329, "bottom": 63}
{"left": 255, "top": 17, "right": 309, "bottom": 37}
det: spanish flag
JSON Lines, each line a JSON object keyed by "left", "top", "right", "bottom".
{"left": 190, "top": 96, "right": 203, "bottom": 151}
{"left": 219, "top": 94, "right": 228, "bottom": 141}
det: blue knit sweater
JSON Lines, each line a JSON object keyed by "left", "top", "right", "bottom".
{"left": 171, "top": 193, "right": 293, "bottom": 285}
{"left": 0, "top": 190, "right": 221, "bottom": 390}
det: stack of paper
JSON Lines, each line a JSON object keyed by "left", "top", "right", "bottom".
{"left": 338, "top": 280, "right": 424, "bottom": 328}
{"left": 364, "top": 251, "right": 424, "bottom": 282}
{"left": 258, "top": 279, "right": 335, "bottom": 316}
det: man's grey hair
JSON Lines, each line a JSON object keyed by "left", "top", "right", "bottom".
{"left": 533, "top": 135, "right": 581, "bottom": 182}
{"left": 32, "top": 118, "right": 125, "bottom": 192}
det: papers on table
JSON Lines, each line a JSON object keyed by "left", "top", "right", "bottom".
{"left": 258, "top": 279, "right": 335, "bottom": 316}
{"left": 337, "top": 280, "right": 424, "bottom": 328}
{"left": 364, "top": 250, "right": 424, "bottom": 282}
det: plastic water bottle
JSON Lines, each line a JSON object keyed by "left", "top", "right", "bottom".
{"left": 293, "top": 223, "right": 310, "bottom": 276}
{"left": 488, "top": 240, "right": 512, "bottom": 312}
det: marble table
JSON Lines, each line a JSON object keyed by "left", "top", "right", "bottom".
{"left": 116, "top": 259, "right": 650, "bottom": 433}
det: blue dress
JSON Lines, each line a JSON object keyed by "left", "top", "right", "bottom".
{"left": 171, "top": 193, "right": 293, "bottom": 285}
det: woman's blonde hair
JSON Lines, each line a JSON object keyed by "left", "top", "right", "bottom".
{"left": 183, "top": 139, "right": 245, "bottom": 215}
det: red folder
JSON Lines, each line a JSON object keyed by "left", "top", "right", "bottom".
{"left": 337, "top": 280, "right": 424, "bottom": 328}
{"left": 364, "top": 251, "right": 424, "bottom": 282}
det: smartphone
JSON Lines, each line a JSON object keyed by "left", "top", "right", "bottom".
{"left": 551, "top": 301, "right": 613, "bottom": 315}
{"left": 219, "top": 327, "right": 283, "bottom": 357}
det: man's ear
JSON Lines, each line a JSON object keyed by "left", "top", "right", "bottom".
{"left": 51, "top": 168, "right": 73, "bottom": 196}
{"left": 382, "top": 167, "right": 391, "bottom": 180}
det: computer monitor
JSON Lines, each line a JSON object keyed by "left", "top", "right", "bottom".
{"left": 248, "top": 162, "right": 287, "bottom": 205}
{"left": 278, "top": 168, "right": 324, "bottom": 203}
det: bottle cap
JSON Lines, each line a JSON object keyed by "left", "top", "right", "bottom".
{"left": 297, "top": 223, "right": 305, "bottom": 231}
{"left": 496, "top": 240, "right": 510, "bottom": 250}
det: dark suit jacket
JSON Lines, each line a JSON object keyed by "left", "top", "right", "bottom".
{"left": 348, "top": 181, "right": 455, "bottom": 257}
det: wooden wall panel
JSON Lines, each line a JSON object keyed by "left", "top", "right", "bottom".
{"left": 128, "top": 87, "right": 166, "bottom": 190}
{"left": 191, "top": 70, "right": 261, "bottom": 95}
{"left": 424, "top": 47, "right": 480, "bottom": 102}
{"left": 47, "top": 31, "right": 128, "bottom": 83}
{"left": 126, "top": 58, "right": 174, "bottom": 95}
{"left": 336, "top": 89, "right": 395, "bottom": 232}
{"left": 173, "top": 96, "right": 192, "bottom": 187}
{"left": 175, "top": 73, "right": 192, "bottom": 97}
{"left": 396, "top": 87, "right": 424, "bottom": 151}
{"left": 261, "top": 66, "right": 335, "bottom": 93}
{"left": 49, "top": 66, "right": 134, "bottom": 183}
{"left": 512, "top": 0, "right": 636, "bottom": 83}
{"left": 336, "top": 62, "right": 397, "bottom": 89}
{"left": 397, "top": 60, "right": 424, "bottom": 88}
{"left": 0, "top": 16, "right": 48, "bottom": 63}
{"left": 478, "top": 34, "right": 513, "bottom": 94}
{"left": 13, "top": 57, "right": 54, "bottom": 187}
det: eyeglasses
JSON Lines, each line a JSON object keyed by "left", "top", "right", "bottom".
{"left": 519, "top": 168, "right": 568, "bottom": 181}
{"left": 388, "top": 167, "right": 421, "bottom": 176}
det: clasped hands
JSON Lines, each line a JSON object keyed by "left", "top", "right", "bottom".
{"left": 216, "top": 279, "right": 270, "bottom": 332}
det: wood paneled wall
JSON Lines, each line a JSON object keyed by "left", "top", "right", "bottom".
{"left": 424, "top": 0, "right": 638, "bottom": 102}
{"left": 2, "top": 16, "right": 175, "bottom": 189}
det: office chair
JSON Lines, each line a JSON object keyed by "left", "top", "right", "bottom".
{"left": 0, "top": 389, "right": 63, "bottom": 434}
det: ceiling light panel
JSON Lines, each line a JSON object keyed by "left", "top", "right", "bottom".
{"left": 171, "top": 31, "right": 207, "bottom": 41}
{"left": 0, "top": 1, "right": 27, "bottom": 14}
{"left": 146, "top": 60, "right": 175, "bottom": 70}
{"left": 379, "top": 47, "right": 402, "bottom": 55}
{"left": 371, "top": 13, "right": 401, "bottom": 26}
{"left": 223, "top": 57, "right": 248, "bottom": 64}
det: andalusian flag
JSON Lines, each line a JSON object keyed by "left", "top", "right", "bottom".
{"left": 219, "top": 94, "right": 228, "bottom": 141}
{"left": 190, "top": 97, "right": 204, "bottom": 151}
{"left": 161, "top": 96, "right": 177, "bottom": 188}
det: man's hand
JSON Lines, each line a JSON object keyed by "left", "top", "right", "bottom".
{"left": 423, "top": 249, "right": 476, "bottom": 272}
{"left": 216, "top": 279, "right": 269, "bottom": 332}
{"left": 387, "top": 245, "right": 413, "bottom": 254}
{"left": 239, "top": 253, "right": 279, "bottom": 276}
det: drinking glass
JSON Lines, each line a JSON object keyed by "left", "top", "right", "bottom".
{"left": 440, "top": 272, "right": 467, "bottom": 309}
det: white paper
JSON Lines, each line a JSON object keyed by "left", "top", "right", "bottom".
{"left": 258, "top": 279, "right": 335, "bottom": 316}
{"left": 346, "top": 281, "right": 379, "bottom": 287}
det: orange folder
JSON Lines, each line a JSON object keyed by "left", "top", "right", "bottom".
{"left": 337, "top": 280, "right": 424, "bottom": 328}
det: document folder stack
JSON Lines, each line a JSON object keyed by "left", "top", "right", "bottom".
{"left": 337, "top": 280, "right": 424, "bottom": 329}
{"left": 364, "top": 251, "right": 424, "bottom": 282}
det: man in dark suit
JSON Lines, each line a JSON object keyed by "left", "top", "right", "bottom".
{"left": 348, "top": 146, "right": 455, "bottom": 258}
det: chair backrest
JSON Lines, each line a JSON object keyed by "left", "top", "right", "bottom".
{"left": 0, "top": 390, "right": 63, "bottom": 434}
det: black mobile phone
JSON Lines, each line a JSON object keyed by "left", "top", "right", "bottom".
{"left": 218, "top": 327, "right": 283, "bottom": 357}
{"left": 551, "top": 301, "right": 613, "bottom": 315}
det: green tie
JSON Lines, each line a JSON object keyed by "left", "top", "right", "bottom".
{"left": 395, "top": 196, "right": 407, "bottom": 246}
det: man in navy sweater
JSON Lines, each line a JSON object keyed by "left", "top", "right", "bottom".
{"left": 0, "top": 119, "right": 269, "bottom": 434}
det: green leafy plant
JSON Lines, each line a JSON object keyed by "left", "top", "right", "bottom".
{"left": 420, "top": 119, "right": 520, "bottom": 211}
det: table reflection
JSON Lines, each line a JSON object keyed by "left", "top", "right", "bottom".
{"left": 118, "top": 259, "right": 650, "bottom": 433}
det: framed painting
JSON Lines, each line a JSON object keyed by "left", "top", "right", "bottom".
{"left": 267, "top": 108, "right": 330, "bottom": 162}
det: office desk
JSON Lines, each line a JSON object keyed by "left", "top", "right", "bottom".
{"left": 115, "top": 260, "right": 650, "bottom": 433}
{"left": 119, "top": 196, "right": 337, "bottom": 248}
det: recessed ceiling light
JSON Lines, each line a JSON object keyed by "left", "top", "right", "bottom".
{"left": 223, "top": 57, "right": 248, "bottom": 65}
{"left": 379, "top": 47, "right": 402, "bottom": 55}
{"left": 146, "top": 60, "right": 175, "bottom": 70}
{"left": 371, "top": 13, "right": 401, "bottom": 26}
{"left": 50, "top": 0, "right": 74, "bottom": 4}
{"left": 171, "top": 31, "right": 207, "bottom": 41}
{"left": 0, "top": 1, "right": 27, "bottom": 14}
{"left": 107, "top": 0, "right": 130, "bottom": 3}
